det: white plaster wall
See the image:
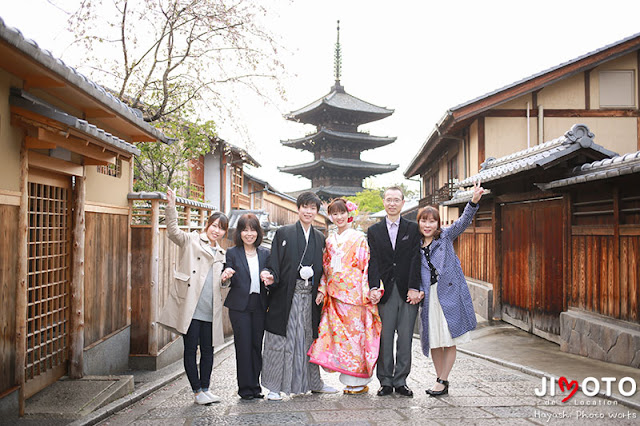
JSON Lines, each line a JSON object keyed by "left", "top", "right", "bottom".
{"left": 204, "top": 152, "right": 221, "bottom": 209}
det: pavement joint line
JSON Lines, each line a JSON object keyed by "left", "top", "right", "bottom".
{"left": 457, "top": 347, "right": 640, "bottom": 412}
{"left": 68, "top": 340, "right": 235, "bottom": 426}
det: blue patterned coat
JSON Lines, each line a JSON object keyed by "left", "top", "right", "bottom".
{"left": 409, "top": 202, "right": 479, "bottom": 356}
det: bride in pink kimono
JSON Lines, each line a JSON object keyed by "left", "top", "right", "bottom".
{"left": 308, "top": 198, "right": 382, "bottom": 394}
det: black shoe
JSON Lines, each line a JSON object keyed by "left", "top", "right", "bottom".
{"left": 394, "top": 385, "right": 414, "bottom": 397}
{"left": 377, "top": 385, "right": 393, "bottom": 396}
{"left": 253, "top": 393, "right": 264, "bottom": 399}
{"left": 426, "top": 378, "right": 449, "bottom": 397}
{"left": 240, "top": 394, "right": 254, "bottom": 400}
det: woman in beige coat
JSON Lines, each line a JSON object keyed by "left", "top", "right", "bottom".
{"left": 158, "top": 188, "right": 228, "bottom": 405}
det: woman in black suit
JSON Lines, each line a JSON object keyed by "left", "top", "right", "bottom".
{"left": 221, "top": 213, "right": 270, "bottom": 400}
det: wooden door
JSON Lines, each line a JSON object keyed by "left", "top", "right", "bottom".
{"left": 24, "top": 170, "right": 71, "bottom": 398}
{"left": 501, "top": 197, "right": 564, "bottom": 343}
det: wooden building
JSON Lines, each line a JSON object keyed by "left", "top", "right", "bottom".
{"left": 404, "top": 32, "right": 640, "bottom": 367}
{"left": 0, "top": 20, "right": 167, "bottom": 415}
{"left": 405, "top": 32, "right": 640, "bottom": 225}
{"left": 189, "top": 138, "right": 260, "bottom": 212}
{"left": 445, "top": 125, "right": 639, "bottom": 367}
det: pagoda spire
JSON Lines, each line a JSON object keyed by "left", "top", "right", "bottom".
{"left": 333, "top": 20, "right": 344, "bottom": 92}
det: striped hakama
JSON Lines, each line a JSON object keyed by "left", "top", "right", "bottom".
{"left": 261, "top": 279, "right": 323, "bottom": 394}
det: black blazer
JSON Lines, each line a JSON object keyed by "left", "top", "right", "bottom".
{"left": 264, "top": 222, "right": 325, "bottom": 337}
{"left": 367, "top": 217, "right": 420, "bottom": 304}
{"left": 223, "top": 246, "right": 270, "bottom": 311}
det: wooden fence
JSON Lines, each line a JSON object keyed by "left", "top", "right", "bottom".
{"left": 129, "top": 193, "right": 232, "bottom": 360}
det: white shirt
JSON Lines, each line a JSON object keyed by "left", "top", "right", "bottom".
{"left": 247, "top": 253, "right": 260, "bottom": 294}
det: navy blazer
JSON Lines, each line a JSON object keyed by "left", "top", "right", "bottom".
{"left": 367, "top": 216, "right": 421, "bottom": 303}
{"left": 223, "top": 246, "right": 270, "bottom": 312}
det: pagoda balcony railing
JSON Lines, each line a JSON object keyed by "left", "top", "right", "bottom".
{"left": 419, "top": 182, "right": 456, "bottom": 206}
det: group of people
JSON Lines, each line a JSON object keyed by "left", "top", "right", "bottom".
{"left": 158, "top": 182, "right": 484, "bottom": 405}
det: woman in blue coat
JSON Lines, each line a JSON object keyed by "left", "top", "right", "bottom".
{"left": 221, "top": 213, "right": 270, "bottom": 400}
{"left": 407, "top": 181, "right": 484, "bottom": 396}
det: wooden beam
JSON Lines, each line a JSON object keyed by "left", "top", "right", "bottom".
{"left": 28, "top": 151, "right": 83, "bottom": 176}
{"left": 37, "top": 128, "right": 117, "bottom": 164}
{"left": 130, "top": 134, "right": 157, "bottom": 142}
{"left": 84, "top": 108, "right": 116, "bottom": 119}
{"left": 82, "top": 157, "right": 110, "bottom": 166}
{"left": 16, "top": 142, "right": 28, "bottom": 416}
{"left": 23, "top": 75, "right": 65, "bottom": 90}
{"left": 25, "top": 136, "right": 56, "bottom": 149}
{"left": 69, "top": 170, "right": 86, "bottom": 379}
{"left": 484, "top": 108, "right": 640, "bottom": 117}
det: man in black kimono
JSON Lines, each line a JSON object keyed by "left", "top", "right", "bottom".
{"left": 260, "top": 192, "right": 338, "bottom": 400}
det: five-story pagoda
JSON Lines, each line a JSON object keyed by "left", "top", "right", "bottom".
{"left": 279, "top": 22, "right": 398, "bottom": 200}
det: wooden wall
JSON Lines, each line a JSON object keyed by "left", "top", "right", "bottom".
{"left": 0, "top": 205, "right": 18, "bottom": 394}
{"left": 569, "top": 185, "right": 640, "bottom": 323}
{"left": 84, "top": 212, "right": 129, "bottom": 347}
{"left": 457, "top": 202, "right": 496, "bottom": 284}
{"left": 130, "top": 227, "right": 151, "bottom": 355}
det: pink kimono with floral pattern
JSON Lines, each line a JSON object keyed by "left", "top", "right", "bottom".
{"left": 308, "top": 228, "right": 381, "bottom": 378}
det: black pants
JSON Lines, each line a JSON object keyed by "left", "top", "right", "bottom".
{"left": 228, "top": 293, "right": 265, "bottom": 398}
{"left": 183, "top": 319, "right": 213, "bottom": 392}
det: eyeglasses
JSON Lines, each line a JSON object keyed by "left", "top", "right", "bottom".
{"left": 384, "top": 198, "right": 403, "bottom": 204}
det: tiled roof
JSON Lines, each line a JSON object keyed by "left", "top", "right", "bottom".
{"left": 0, "top": 18, "right": 168, "bottom": 143}
{"left": 455, "top": 124, "right": 616, "bottom": 188}
{"left": 279, "top": 158, "right": 398, "bottom": 175}
{"left": 282, "top": 127, "right": 395, "bottom": 150}
{"left": 11, "top": 88, "right": 141, "bottom": 156}
{"left": 442, "top": 188, "right": 492, "bottom": 206}
{"left": 128, "top": 192, "right": 218, "bottom": 210}
{"left": 286, "top": 85, "right": 393, "bottom": 124}
{"left": 537, "top": 150, "right": 640, "bottom": 190}
{"left": 311, "top": 186, "right": 365, "bottom": 198}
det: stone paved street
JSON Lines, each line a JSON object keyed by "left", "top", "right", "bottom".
{"left": 96, "top": 340, "right": 639, "bottom": 425}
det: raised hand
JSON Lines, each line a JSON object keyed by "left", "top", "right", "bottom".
{"left": 471, "top": 179, "right": 484, "bottom": 204}
{"left": 166, "top": 187, "right": 176, "bottom": 208}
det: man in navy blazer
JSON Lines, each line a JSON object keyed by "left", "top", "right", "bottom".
{"left": 367, "top": 186, "right": 421, "bottom": 397}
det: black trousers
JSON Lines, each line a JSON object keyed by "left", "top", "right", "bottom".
{"left": 183, "top": 319, "right": 213, "bottom": 392}
{"left": 229, "top": 293, "right": 265, "bottom": 397}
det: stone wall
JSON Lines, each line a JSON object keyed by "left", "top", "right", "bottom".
{"left": 467, "top": 278, "right": 494, "bottom": 321}
{"left": 560, "top": 309, "right": 640, "bottom": 368}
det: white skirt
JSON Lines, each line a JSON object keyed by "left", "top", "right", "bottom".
{"left": 428, "top": 282, "right": 471, "bottom": 349}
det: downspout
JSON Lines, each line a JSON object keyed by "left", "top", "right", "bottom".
{"left": 526, "top": 102, "right": 530, "bottom": 149}
{"left": 538, "top": 105, "right": 544, "bottom": 145}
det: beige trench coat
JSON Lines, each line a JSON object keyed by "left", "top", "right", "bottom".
{"left": 158, "top": 206, "right": 226, "bottom": 347}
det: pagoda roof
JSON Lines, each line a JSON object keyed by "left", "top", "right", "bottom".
{"left": 309, "top": 186, "right": 366, "bottom": 198}
{"left": 282, "top": 127, "right": 396, "bottom": 151}
{"left": 286, "top": 84, "right": 393, "bottom": 125}
{"left": 279, "top": 158, "right": 398, "bottom": 176}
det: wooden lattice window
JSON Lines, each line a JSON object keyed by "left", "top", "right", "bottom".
{"left": 26, "top": 181, "right": 70, "bottom": 385}
{"left": 97, "top": 158, "right": 122, "bottom": 178}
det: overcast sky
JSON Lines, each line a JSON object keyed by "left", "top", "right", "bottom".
{"left": 2, "top": 0, "right": 639, "bottom": 194}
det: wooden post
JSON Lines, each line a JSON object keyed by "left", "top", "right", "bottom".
{"left": 200, "top": 209, "right": 206, "bottom": 230}
{"left": 127, "top": 161, "right": 133, "bottom": 326}
{"left": 185, "top": 206, "right": 192, "bottom": 232}
{"left": 149, "top": 199, "right": 160, "bottom": 356}
{"left": 492, "top": 200, "right": 502, "bottom": 320}
{"left": 69, "top": 171, "right": 86, "bottom": 379}
{"left": 16, "top": 142, "right": 28, "bottom": 416}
